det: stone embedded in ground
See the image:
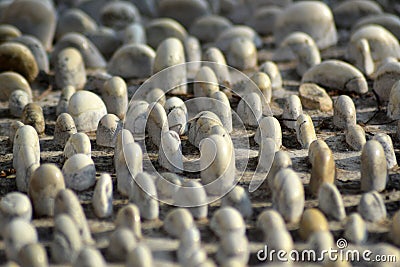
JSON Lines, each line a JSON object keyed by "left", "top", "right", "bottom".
{"left": 146, "top": 102, "right": 169, "bottom": 148}
{"left": 361, "top": 140, "right": 387, "bottom": 192}
{"left": 4, "top": 219, "right": 37, "bottom": 262}
{"left": 216, "top": 25, "right": 262, "bottom": 52}
{"left": 266, "top": 151, "right": 292, "bottom": 190}
{"left": 64, "top": 132, "right": 91, "bottom": 159}
{"left": 56, "top": 8, "right": 97, "bottom": 40}
{"left": 54, "top": 113, "right": 77, "bottom": 147}
{"left": 373, "top": 61, "right": 400, "bottom": 102}
{"left": 296, "top": 114, "right": 317, "bottom": 149}
{"left": 283, "top": 94, "right": 303, "bottom": 129}
{"left": 345, "top": 124, "right": 366, "bottom": 151}
{"left": 62, "top": 153, "right": 96, "bottom": 191}
{"left": 258, "top": 137, "right": 279, "bottom": 173}
{"left": 298, "top": 208, "right": 329, "bottom": 241}
{"left": 202, "top": 47, "right": 231, "bottom": 87}
{"left": 165, "top": 97, "right": 187, "bottom": 135}
{"left": 8, "top": 121, "right": 24, "bottom": 145}
{"left": 388, "top": 80, "right": 400, "bottom": 120}
{"left": 0, "top": 192, "right": 32, "bottom": 233}
{"left": 126, "top": 244, "right": 153, "bottom": 267}
{"left": 259, "top": 61, "right": 283, "bottom": 90}
{"left": 257, "top": 209, "right": 287, "bottom": 240}
{"left": 318, "top": 182, "right": 346, "bottom": 221}
{"left": 299, "top": 83, "right": 332, "bottom": 111}
{"left": 190, "top": 15, "right": 232, "bottom": 43}
{"left": 248, "top": 72, "right": 272, "bottom": 104}
{"left": 115, "top": 204, "right": 142, "bottom": 239}
{"left": 145, "top": 88, "right": 166, "bottom": 106}
{"left": 184, "top": 36, "right": 201, "bottom": 77}
{"left": 344, "top": 213, "right": 367, "bottom": 244}
{"left": 221, "top": 186, "right": 253, "bottom": 219}
{"left": 129, "top": 172, "right": 159, "bottom": 220}
{"left": 159, "top": 130, "right": 183, "bottom": 173}
{"left": 0, "top": 24, "right": 21, "bottom": 43}
{"left": 254, "top": 116, "right": 282, "bottom": 146}
{"left": 333, "top": 0, "right": 382, "bottom": 29}
{"left": 216, "top": 233, "right": 249, "bottom": 265}
{"left": 13, "top": 35, "right": 49, "bottom": 73}
{"left": 178, "top": 227, "right": 202, "bottom": 264}
{"left": 96, "top": 114, "right": 122, "bottom": 148}
{"left": 0, "top": 71, "right": 32, "bottom": 101}
{"left": 124, "top": 101, "right": 149, "bottom": 139}
{"left": 227, "top": 37, "right": 257, "bottom": 70}
{"left": 358, "top": 191, "right": 387, "bottom": 222}
{"left": 21, "top": 103, "right": 45, "bottom": 135}
{"left": 210, "top": 207, "right": 245, "bottom": 238}
{"left": 156, "top": 172, "right": 182, "bottom": 199}
{"left": 164, "top": 208, "right": 195, "bottom": 239}
{"left": 211, "top": 91, "right": 232, "bottom": 133}
{"left": 193, "top": 66, "right": 219, "bottom": 98}
{"left": 92, "top": 173, "right": 113, "bottom": 219}
{"left": 174, "top": 180, "right": 208, "bottom": 220}
{"left": 100, "top": 1, "right": 141, "bottom": 31}
{"left": 18, "top": 243, "right": 48, "bottom": 267}
{"left": 333, "top": 95, "right": 357, "bottom": 129}
{"left": 73, "top": 247, "right": 106, "bottom": 267}
{"left": 56, "top": 85, "right": 76, "bottom": 116}
{"left": 123, "top": 23, "right": 146, "bottom": 45}
{"left": 107, "top": 228, "right": 137, "bottom": 261}
{"left": 237, "top": 92, "right": 262, "bottom": 127}
{"left": 247, "top": 6, "right": 282, "bottom": 36}
{"left": 145, "top": 18, "right": 187, "bottom": 49}
{"left": 373, "top": 133, "right": 397, "bottom": 169}
{"left": 55, "top": 47, "right": 86, "bottom": 90}
{"left": 9, "top": 90, "right": 31, "bottom": 118}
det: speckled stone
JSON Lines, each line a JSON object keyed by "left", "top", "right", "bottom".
{"left": 115, "top": 204, "right": 142, "bottom": 239}
{"left": 100, "top": 1, "right": 141, "bottom": 30}
{"left": 129, "top": 172, "right": 159, "bottom": 220}
{"left": 92, "top": 173, "right": 113, "bottom": 218}
{"left": 4, "top": 219, "right": 37, "bottom": 262}
{"left": 190, "top": 15, "right": 232, "bottom": 43}
{"left": 0, "top": 42, "right": 39, "bottom": 82}
{"left": 345, "top": 124, "right": 366, "bottom": 151}
{"left": 124, "top": 101, "right": 149, "bottom": 139}
{"left": 107, "top": 44, "right": 155, "bottom": 79}
{"left": 237, "top": 93, "right": 262, "bottom": 127}
{"left": 147, "top": 102, "right": 169, "bottom": 148}
{"left": 96, "top": 114, "right": 122, "bottom": 147}
{"left": 358, "top": 191, "right": 387, "bottom": 222}
{"left": 53, "top": 113, "right": 77, "bottom": 147}
{"left": 8, "top": 120, "right": 24, "bottom": 145}
{"left": 221, "top": 186, "right": 252, "bottom": 219}
{"left": 282, "top": 94, "right": 303, "bottom": 129}
{"left": 164, "top": 97, "right": 187, "bottom": 135}
{"left": 64, "top": 133, "right": 91, "bottom": 159}
{"left": 68, "top": 90, "right": 107, "bottom": 132}
{"left": 21, "top": 103, "right": 45, "bottom": 135}
{"left": 227, "top": 37, "right": 257, "bottom": 70}
{"left": 146, "top": 18, "right": 187, "bottom": 49}
{"left": 29, "top": 164, "right": 65, "bottom": 217}
{"left": 13, "top": 35, "right": 49, "bottom": 73}
{"left": 55, "top": 47, "right": 86, "bottom": 90}
{"left": 0, "top": 71, "right": 32, "bottom": 101}
{"left": 296, "top": 114, "right": 317, "bottom": 149}
{"left": 18, "top": 242, "right": 48, "bottom": 267}
{"left": 56, "top": 85, "right": 76, "bottom": 115}
{"left": 51, "top": 214, "right": 82, "bottom": 264}
{"left": 159, "top": 130, "right": 183, "bottom": 173}
{"left": 210, "top": 207, "right": 245, "bottom": 238}
{"left": 164, "top": 208, "right": 195, "bottom": 238}
{"left": 374, "top": 61, "right": 400, "bottom": 103}
{"left": 174, "top": 180, "right": 208, "bottom": 219}
{"left": 373, "top": 133, "right": 397, "bottom": 169}
{"left": 361, "top": 140, "right": 387, "bottom": 192}
{"left": 344, "top": 213, "right": 367, "bottom": 244}
{"left": 9, "top": 90, "right": 31, "bottom": 118}
{"left": 73, "top": 247, "right": 106, "bottom": 267}
{"left": 56, "top": 8, "right": 97, "bottom": 40}
{"left": 0, "top": 192, "right": 32, "bottom": 233}
{"left": 62, "top": 153, "right": 96, "bottom": 191}
{"left": 333, "top": 95, "right": 357, "bottom": 129}
{"left": 299, "top": 208, "right": 329, "bottom": 241}
{"left": 318, "top": 182, "right": 346, "bottom": 221}
{"left": 299, "top": 83, "right": 332, "bottom": 111}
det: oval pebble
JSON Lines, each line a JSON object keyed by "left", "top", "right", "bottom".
{"left": 96, "top": 114, "right": 121, "bottom": 148}
{"left": 237, "top": 92, "right": 262, "bottom": 127}
{"left": 107, "top": 228, "right": 137, "bottom": 261}
{"left": 92, "top": 173, "right": 113, "bottom": 218}
{"left": 257, "top": 209, "right": 287, "bottom": 240}
{"left": 210, "top": 207, "right": 245, "bottom": 238}
{"left": 221, "top": 186, "right": 252, "bottom": 219}
{"left": 21, "top": 103, "right": 45, "bottom": 135}
{"left": 216, "top": 233, "right": 249, "bottom": 265}
{"left": 9, "top": 90, "right": 31, "bottom": 118}
{"left": 0, "top": 192, "right": 32, "bottom": 233}
{"left": 100, "top": 1, "right": 141, "bottom": 30}
{"left": 345, "top": 124, "right": 366, "bottom": 151}
{"left": 159, "top": 130, "right": 183, "bottom": 173}
{"left": 373, "top": 133, "right": 397, "bottom": 169}
{"left": 18, "top": 243, "right": 48, "bottom": 267}
{"left": 54, "top": 47, "right": 86, "bottom": 90}
{"left": 145, "top": 18, "right": 187, "bottom": 49}
{"left": 126, "top": 244, "right": 153, "bottom": 267}
{"left": 156, "top": 172, "right": 182, "bottom": 199}
{"left": 64, "top": 133, "right": 91, "bottom": 159}
{"left": 296, "top": 114, "right": 317, "bottom": 149}
{"left": 344, "top": 213, "right": 367, "bottom": 244}
{"left": 299, "top": 208, "right": 329, "bottom": 241}
{"left": 53, "top": 113, "right": 77, "bottom": 147}
{"left": 115, "top": 204, "right": 142, "bottom": 239}
{"left": 12, "top": 35, "right": 49, "bottom": 73}
{"left": 259, "top": 61, "right": 282, "bottom": 91}
{"left": 282, "top": 94, "right": 303, "bottom": 129}
{"left": 56, "top": 85, "right": 76, "bottom": 115}
{"left": 374, "top": 61, "right": 400, "bottom": 102}
{"left": 318, "top": 182, "right": 346, "bottom": 221}
{"left": 202, "top": 47, "right": 231, "bottom": 87}
{"left": 0, "top": 71, "right": 32, "bottom": 101}
{"left": 333, "top": 0, "right": 382, "bottom": 29}
{"left": 227, "top": 37, "right": 257, "bottom": 70}
{"left": 56, "top": 8, "right": 97, "bottom": 40}
{"left": 174, "top": 180, "right": 207, "bottom": 219}
{"left": 73, "top": 247, "right": 106, "bottom": 267}
{"left": 4, "top": 219, "right": 37, "bottom": 262}
{"left": 62, "top": 153, "right": 96, "bottom": 191}
{"left": 164, "top": 208, "right": 195, "bottom": 238}
{"left": 361, "top": 140, "right": 387, "bottom": 192}
{"left": 333, "top": 95, "right": 357, "bottom": 129}
{"left": 358, "top": 191, "right": 387, "bottom": 222}
{"left": 129, "top": 172, "right": 159, "bottom": 220}
{"left": 190, "top": 15, "right": 232, "bottom": 43}
{"left": 102, "top": 76, "right": 128, "bottom": 119}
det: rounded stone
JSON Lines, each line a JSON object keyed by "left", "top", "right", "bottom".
{"left": 216, "top": 25, "right": 262, "bottom": 52}
{"left": 13, "top": 35, "right": 49, "bottom": 73}
{"left": 0, "top": 24, "right": 21, "bottom": 43}
{"left": 0, "top": 192, "right": 32, "bottom": 233}
{"left": 123, "top": 23, "right": 146, "bottom": 45}
{"left": 299, "top": 83, "right": 333, "bottom": 111}
{"left": 361, "top": 140, "right": 387, "bottom": 192}
{"left": 257, "top": 209, "right": 287, "bottom": 240}
{"left": 373, "top": 133, "right": 397, "bottom": 169}
{"left": 73, "top": 247, "right": 106, "bottom": 267}
{"left": 126, "top": 244, "right": 153, "bottom": 267}
{"left": 299, "top": 208, "right": 329, "bottom": 241}
{"left": 146, "top": 88, "right": 166, "bottom": 106}
{"left": 391, "top": 210, "right": 400, "bottom": 246}
{"left": 155, "top": 173, "right": 181, "bottom": 200}
{"left": 124, "top": 101, "right": 149, "bottom": 139}
{"left": 92, "top": 174, "right": 113, "bottom": 219}
{"left": 62, "top": 154, "right": 96, "bottom": 191}
{"left": 283, "top": 94, "right": 303, "bottom": 129}
{"left": 18, "top": 243, "right": 48, "bottom": 267}
{"left": 8, "top": 120, "right": 24, "bottom": 145}
{"left": 210, "top": 207, "right": 245, "bottom": 238}
{"left": 146, "top": 102, "right": 169, "bottom": 148}
{"left": 333, "top": 0, "right": 382, "bottom": 29}
{"left": 247, "top": 6, "right": 282, "bottom": 36}
{"left": 159, "top": 130, "right": 183, "bottom": 173}
{"left": 216, "top": 233, "right": 249, "bottom": 264}
{"left": 100, "top": 1, "right": 140, "bottom": 30}
{"left": 174, "top": 180, "right": 207, "bottom": 219}
{"left": 227, "top": 37, "right": 257, "bottom": 70}
{"left": 64, "top": 133, "right": 91, "bottom": 159}
{"left": 318, "top": 182, "right": 346, "bottom": 221}
{"left": 193, "top": 66, "right": 219, "bottom": 98}
{"left": 373, "top": 61, "right": 400, "bottom": 102}
{"left": 86, "top": 27, "right": 121, "bottom": 60}
{"left": 56, "top": 8, "right": 97, "bottom": 40}
{"left": 9, "top": 90, "right": 31, "bottom": 118}
{"left": 21, "top": 103, "right": 45, "bottom": 135}
{"left": 0, "top": 71, "right": 32, "bottom": 101}
{"left": 190, "top": 15, "right": 232, "bottom": 43}
{"left": 274, "top": 1, "right": 337, "bottom": 49}
{"left": 54, "top": 47, "right": 86, "bottom": 90}
{"left": 358, "top": 191, "right": 387, "bottom": 222}
{"left": 53, "top": 113, "right": 77, "bottom": 147}
{"left": 237, "top": 92, "right": 262, "bottom": 127}
{"left": 145, "top": 18, "right": 187, "bottom": 49}
{"left": 115, "top": 204, "right": 142, "bottom": 239}
{"left": 102, "top": 76, "right": 128, "bottom": 119}
{"left": 0, "top": 42, "right": 39, "bottom": 82}
{"left": 353, "top": 13, "right": 400, "bottom": 40}
{"left": 296, "top": 114, "right": 317, "bottom": 149}
{"left": 96, "top": 114, "right": 121, "bottom": 148}
{"left": 56, "top": 85, "right": 76, "bottom": 115}
{"left": 345, "top": 124, "right": 366, "bottom": 151}
{"left": 202, "top": 47, "right": 231, "bottom": 87}
{"left": 129, "top": 172, "right": 159, "bottom": 220}
{"left": 68, "top": 90, "right": 107, "bottom": 132}
{"left": 4, "top": 219, "right": 37, "bottom": 262}
{"left": 344, "top": 213, "right": 367, "bottom": 244}
{"left": 266, "top": 151, "right": 292, "bottom": 190}
{"left": 211, "top": 91, "right": 232, "bottom": 133}
{"left": 107, "top": 44, "right": 155, "bottom": 79}
{"left": 255, "top": 116, "right": 282, "bottom": 147}
{"left": 221, "top": 186, "right": 252, "bottom": 219}
{"left": 29, "top": 164, "right": 65, "bottom": 217}
{"left": 333, "top": 95, "right": 357, "bottom": 129}
{"left": 164, "top": 208, "right": 195, "bottom": 238}
{"left": 259, "top": 61, "right": 283, "bottom": 90}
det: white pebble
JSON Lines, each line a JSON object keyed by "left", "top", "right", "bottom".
{"left": 333, "top": 95, "right": 357, "bottom": 129}
{"left": 358, "top": 191, "right": 387, "bottom": 223}
{"left": 282, "top": 94, "right": 303, "bottom": 129}
{"left": 296, "top": 114, "right": 317, "bottom": 149}
{"left": 4, "top": 219, "right": 37, "bottom": 262}
{"left": 159, "top": 130, "right": 183, "bottom": 173}
{"left": 63, "top": 133, "right": 91, "bottom": 159}
{"left": 221, "top": 186, "right": 252, "bottom": 219}
{"left": 173, "top": 180, "right": 208, "bottom": 220}
{"left": 102, "top": 76, "right": 128, "bottom": 119}
{"left": 115, "top": 204, "right": 142, "bottom": 239}
{"left": 129, "top": 172, "right": 159, "bottom": 220}
{"left": 62, "top": 153, "right": 96, "bottom": 191}
{"left": 164, "top": 208, "right": 195, "bottom": 238}
{"left": 96, "top": 113, "right": 122, "bottom": 148}
{"left": 92, "top": 173, "right": 113, "bottom": 218}
{"left": 210, "top": 207, "right": 245, "bottom": 238}
{"left": 237, "top": 92, "right": 262, "bottom": 127}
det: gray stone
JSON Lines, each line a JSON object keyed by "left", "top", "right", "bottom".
{"left": 63, "top": 133, "right": 91, "bottom": 159}
{"left": 221, "top": 186, "right": 252, "bottom": 219}
{"left": 373, "top": 133, "right": 397, "bottom": 169}
{"left": 358, "top": 191, "right": 387, "bottom": 222}
{"left": 18, "top": 243, "right": 48, "bottom": 267}
{"left": 54, "top": 47, "right": 86, "bottom": 90}
{"left": 227, "top": 37, "right": 257, "bottom": 70}
{"left": 345, "top": 124, "right": 366, "bottom": 151}
{"left": 115, "top": 204, "right": 142, "bottom": 239}
{"left": 100, "top": 1, "right": 140, "bottom": 30}
{"left": 56, "top": 85, "right": 76, "bottom": 116}
{"left": 282, "top": 94, "right": 303, "bottom": 129}
{"left": 173, "top": 180, "right": 208, "bottom": 219}
{"left": 190, "top": 15, "right": 232, "bottom": 43}
{"left": 295, "top": 114, "right": 317, "bottom": 149}
{"left": 159, "top": 130, "right": 183, "bottom": 173}
{"left": 56, "top": 8, "right": 97, "bottom": 39}
{"left": 129, "top": 172, "right": 159, "bottom": 220}
{"left": 123, "top": 23, "right": 146, "bottom": 45}
{"left": 333, "top": 95, "right": 357, "bottom": 129}
{"left": 73, "top": 247, "right": 106, "bottom": 267}
{"left": 62, "top": 153, "right": 96, "bottom": 191}
{"left": 0, "top": 192, "right": 32, "bottom": 234}
{"left": 373, "top": 61, "right": 400, "bottom": 102}
{"left": 344, "top": 213, "right": 367, "bottom": 244}
{"left": 145, "top": 18, "right": 187, "bottom": 49}
{"left": 361, "top": 140, "right": 387, "bottom": 192}
{"left": 333, "top": 0, "right": 383, "bottom": 29}
{"left": 53, "top": 113, "right": 77, "bottom": 147}
{"left": 9, "top": 90, "right": 31, "bottom": 118}
{"left": 92, "top": 173, "right": 113, "bottom": 218}
{"left": 21, "top": 103, "right": 45, "bottom": 135}
{"left": 210, "top": 207, "right": 245, "bottom": 238}
{"left": 96, "top": 114, "right": 121, "bottom": 148}
{"left": 102, "top": 77, "right": 128, "bottom": 119}
{"left": 259, "top": 61, "right": 282, "bottom": 90}
{"left": 318, "top": 183, "right": 346, "bottom": 221}
{"left": 164, "top": 208, "right": 194, "bottom": 238}
{"left": 107, "top": 228, "right": 137, "bottom": 261}
{"left": 237, "top": 93, "right": 262, "bottom": 127}
{"left": 13, "top": 35, "right": 49, "bottom": 73}
{"left": 4, "top": 219, "right": 37, "bottom": 262}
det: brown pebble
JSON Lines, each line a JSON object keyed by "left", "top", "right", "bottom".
{"left": 299, "top": 208, "right": 329, "bottom": 241}
{"left": 21, "top": 103, "right": 45, "bottom": 135}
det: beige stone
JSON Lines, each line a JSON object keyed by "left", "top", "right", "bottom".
{"left": 299, "top": 83, "right": 333, "bottom": 111}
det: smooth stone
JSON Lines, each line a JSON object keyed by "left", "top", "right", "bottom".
{"left": 358, "top": 191, "right": 387, "bottom": 222}
{"left": 361, "top": 140, "right": 387, "bottom": 192}
{"left": 259, "top": 61, "right": 282, "bottom": 90}
{"left": 180, "top": 247, "right": 208, "bottom": 267}
{"left": 29, "top": 164, "right": 65, "bottom": 217}
{"left": 202, "top": 47, "right": 231, "bottom": 87}
{"left": 156, "top": 172, "right": 182, "bottom": 199}
{"left": 272, "top": 168, "right": 304, "bottom": 222}
{"left": 107, "top": 228, "right": 137, "bottom": 261}
{"left": 100, "top": 1, "right": 140, "bottom": 30}
{"left": 165, "top": 97, "right": 187, "bottom": 135}
{"left": 391, "top": 210, "right": 400, "bottom": 246}
{"left": 257, "top": 209, "right": 287, "bottom": 240}
{"left": 68, "top": 90, "right": 107, "bottom": 132}
{"left": 54, "top": 189, "right": 93, "bottom": 244}
{"left": 92, "top": 173, "right": 113, "bottom": 218}
{"left": 13, "top": 35, "right": 49, "bottom": 73}
{"left": 124, "top": 101, "right": 149, "bottom": 139}
{"left": 282, "top": 94, "right": 303, "bottom": 129}
{"left": 174, "top": 180, "right": 208, "bottom": 219}
{"left": 123, "top": 23, "right": 146, "bottom": 45}
{"left": 115, "top": 204, "right": 142, "bottom": 239}
{"left": 62, "top": 153, "right": 96, "bottom": 191}
{"left": 302, "top": 60, "right": 368, "bottom": 94}
{"left": 190, "top": 15, "right": 232, "bottom": 43}
{"left": 333, "top": 0, "right": 383, "bottom": 29}
{"left": 178, "top": 227, "right": 202, "bottom": 264}
{"left": 0, "top": 71, "right": 31, "bottom": 101}
{"left": 52, "top": 216, "right": 83, "bottom": 263}
{"left": 216, "top": 233, "right": 249, "bottom": 264}
{"left": 56, "top": 85, "right": 76, "bottom": 115}
{"left": 55, "top": 47, "right": 86, "bottom": 90}
{"left": 53, "top": 113, "right": 77, "bottom": 147}
{"left": 158, "top": 0, "right": 210, "bottom": 29}
{"left": 146, "top": 18, "right": 187, "bottom": 49}
{"left": 221, "top": 186, "right": 252, "bottom": 219}
{"left": 164, "top": 208, "right": 195, "bottom": 238}
{"left": 274, "top": 1, "right": 337, "bottom": 49}
{"left": 193, "top": 66, "right": 219, "bottom": 99}
{"left": 13, "top": 125, "right": 40, "bottom": 192}
{"left": 215, "top": 26, "right": 262, "bottom": 52}
{"left": 373, "top": 61, "right": 400, "bottom": 102}
{"left": 345, "top": 124, "right": 366, "bottom": 151}
{"left": 353, "top": 13, "right": 400, "bottom": 40}
{"left": 0, "top": 42, "right": 39, "bottom": 82}
{"left": 102, "top": 77, "right": 128, "bottom": 119}
{"left": 51, "top": 32, "right": 106, "bottom": 69}
{"left": 9, "top": 90, "right": 31, "bottom": 117}
{"left": 21, "top": 103, "right": 45, "bottom": 135}
{"left": 159, "top": 130, "right": 183, "bottom": 173}
{"left": 266, "top": 151, "right": 292, "bottom": 190}
{"left": 107, "top": 44, "right": 155, "bottom": 79}
{"left": 76, "top": 0, "right": 108, "bottom": 24}
{"left": 257, "top": 137, "right": 278, "bottom": 173}
{"left": 373, "top": 133, "right": 397, "bottom": 169}
{"left": 147, "top": 102, "right": 169, "bottom": 148}
{"left": 227, "top": 37, "right": 257, "bottom": 70}
{"left": 211, "top": 91, "right": 232, "bottom": 133}
{"left": 333, "top": 95, "right": 357, "bottom": 129}
{"left": 200, "top": 134, "right": 236, "bottom": 196}
{"left": 146, "top": 88, "right": 166, "bottom": 106}
{"left": 73, "top": 247, "right": 106, "bottom": 267}
{"left": 18, "top": 243, "right": 48, "bottom": 267}
{"left": 2, "top": 0, "right": 56, "bottom": 50}
{"left": 307, "top": 231, "right": 334, "bottom": 257}
{"left": 299, "top": 208, "right": 329, "bottom": 241}
{"left": 4, "top": 219, "right": 37, "bottom": 262}
{"left": 210, "top": 207, "right": 245, "bottom": 238}
{"left": 318, "top": 182, "right": 346, "bottom": 221}
{"left": 115, "top": 141, "right": 143, "bottom": 197}
{"left": 129, "top": 172, "right": 159, "bottom": 220}
{"left": 308, "top": 140, "right": 335, "bottom": 196}
{"left": 86, "top": 27, "right": 121, "bottom": 60}
{"left": 184, "top": 36, "right": 201, "bottom": 77}
{"left": 0, "top": 24, "right": 21, "bottom": 43}
{"left": 96, "top": 114, "right": 121, "bottom": 148}
{"left": 237, "top": 92, "right": 262, "bottom": 127}
{"left": 296, "top": 114, "right": 317, "bottom": 149}
{"left": 0, "top": 192, "right": 32, "bottom": 233}
{"left": 247, "top": 6, "right": 282, "bottom": 36}
{"left": 248, "top": 72, "right": 272, "bottom": 104}
{"left": 299, "top": 83, "right": 332, "bottom": 111}
{"left": 263, "top": 230, "right": 294, "bottom": 262}
{"left": 388, "top": 81, "right": 400, "bottom": 120}
{"left": 8, "top": 120, "right": 24, "bottom": 145}
{"left": 254, "top": 116, "right": 282, "bottom": 146}
{"left": 64, "top": 133, "right": 91, "bottom": 159}
{"left": 344, "top": 213, "right": 367, "bottom": 244}
{"left": 152, "top": 37, "right": 187, "bottom": 94}
{"left": 126, "top": 244, "right": 153, "bottom": 267}
{"left": 188, "top": 111, "right": 222, "bottom": 147}
{"left": 56, "top": 8, "right": 97, "bottom": 40}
